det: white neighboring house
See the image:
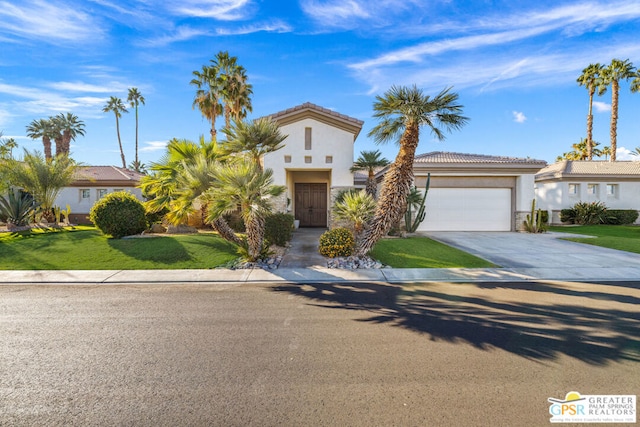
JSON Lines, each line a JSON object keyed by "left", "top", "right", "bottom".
{"left": 378, "top": 152, "right": 547, "bottom": 232}
{"left": 55, "top": 166, "right": 145, "bottom": 224}
{"left": 535, "top": 160, "right": 640, "bottom": 225}
{"left": 263, "top": 102, "right": 363, "bottom": 228}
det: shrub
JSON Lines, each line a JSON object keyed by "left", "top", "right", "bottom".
{"left": 264, "top": 213, "right": 294, "bottom": 246}
{"left": 0, "top": 189, "right": 38, "bottom": 226}
{"left": 332, "top": 190, "right": 375, "bottom": 235}
{"left": 90, "top": 191, "right": 147, "bottom": 238}
{"left": 560, "top": 208, "right": 576, "bottom": 224}
{"left": 319, "top": 227, "right": 355, "bottom": 258}
{"left": 572, "top": 201, "right": 609, "bottom": 225}
{"left": 605, "top": 209, "right": 639, "bottom": 225}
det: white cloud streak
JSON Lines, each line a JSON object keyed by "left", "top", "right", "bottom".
{"left": 513, "top": 111, "right": 527, "bottom": 123}
{"left": 593, "top": 101, "right": 612, "bottom": 112}
{"left": 169, "top": 0, "right": 252, "bottom": 20}
{"left": 140, "top": 141, "right": 169, "bottom": 152}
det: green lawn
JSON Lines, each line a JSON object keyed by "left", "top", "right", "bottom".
{"left": 370, "top": 236, "right": 496, "bottom": 268}
{"left": 549, "top": 225, "right": 640, "bottom": 254}
{"left": 0, "top": 226, "right": 238, "bottom": 270}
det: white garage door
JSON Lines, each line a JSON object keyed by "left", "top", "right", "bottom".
{"left": 417, "top": 188, "right": 512, "bottom": 231}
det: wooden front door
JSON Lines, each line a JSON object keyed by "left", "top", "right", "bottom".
{"left": 295, "top": 183, "right": 327, "bottom": 227}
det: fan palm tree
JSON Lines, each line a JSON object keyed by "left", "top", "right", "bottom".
{"left": 8, "top": 150, "right": 76, "bottom": 222}
{"left": 601, "top": 146, "right": 612, "bottom": 160}
{"left": 601, "top": 59, "right": 636, "bottom": 161}
{"left": 630, "top": 147, "right": 640, "bottom": 157}
{"left": 0, "top": 137, "right": 18, "bottom": 159}
{"left": 204, "top": 162, "right": 285, "bottom": 261}
{"left": 350, "top": 150, "right": 390, "bottom": 198}
{"left": 53, "top": 112, "right": 85, "bottom": 155}
{"left": 577, "top": 63, "right": 606, "bottom": 160}
{"left": 332, "top": 189, "right": 376, "bottom": 237}
{"left": 140, "top": 137, "right": 242, "bottom": 245}
{"left": 102, "top": 96, "right": 128, "bottom": 168}
{"left": 220, "top": 117, "right": 286, "bottom": 170}
{"left": 557, "top": 138, "right": 602, "bottom": 161}
{"left": 191, "top": 65, "right": 222, "bottom": 141}
{"left": 355, "top": 85, "right": 469, "bottom": 256}
{"left": 127, "top": 88, "right": 145, "bottom": 170}
{"left": 26, "top": 118, "right": 56, "bottom": 161}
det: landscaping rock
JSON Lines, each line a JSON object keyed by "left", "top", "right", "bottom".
{"left": 166, "top": 224, "right": 198, "bottom": 234}
{"left": 327, "top": 256, "right": 385, "bottom": 269}
{"left": 150, "top": 223, "right": 167, "bottom": 233}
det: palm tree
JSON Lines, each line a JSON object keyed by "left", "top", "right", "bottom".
{"left": 204, "top": 162, "right": 285, "bottom": 261}
{"left": 355, "top": 85, "right": 469, "bottom": 256}
{"left": 601, "top": 58, "right": 636, "bottom": 161}
{"left": 215, "top": 51, "right": 252, "bottom": 127}
{"left": 102, "top": 96, "right": 128, "bottom": 168}
{"left": 557, "top": 138, "right": 602, "bottom": 161}
{"left": 0, "top": 137, "right": 18, "bottom": 159}
{"left": 350, "top": 150, "right": 390, "bottom": 198}
{"left": 127, "top": 88, "right": 145, "bottom": 170}
{"left": 191, "top": 65, "right": 222, "bottom": 141}
{"left": 332, "top": 189, "right": 376, "bottom": 237}
{"left": 140, "top": 137, "right": 242, "bottom": 245}
{"left": 26, "top": 118, "right": 56, "bottom": 161}
{"left": 220, "top": 117, "right": 286, "bottom": 170}
{"left": 53, "top": 112, "right": 85, "bottom": 155}
{"left": 577, "top": 63, "right": 606, "bottom": 160}
{"left": 630, "top": 147, "right": 640, "bottom": 157}
{"left": 601, "top": 146, "right": 612, "bottom": 160}
{"left": 8, "top": 150, "right": 76, "bottom": 222}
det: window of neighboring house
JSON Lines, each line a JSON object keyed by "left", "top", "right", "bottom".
{"left": 304, "top": 156, "right": 312, "bottom": 164}
{"left": 325, "top": 156, "right": 333, "bottom": 164}
{"left": 114, "top": 189, "right": 123, "bottom": 192}
{"left": 568, "top": 183, "right": 579, "bottom": 195}
{"left": 284, "top": 155, "right": 292, "bottom": 163}
{"left": 606, "top": 184, "right": 618, "bottom": 197}
{"left": 587, "top": 183, "right": 598, "bottom": 195}
{"left": 80, "top": 189, "right": 90, "bottom": 201}
{"left": 97, "top": 189, "right": 108, "bottom": 199}
{"left": 305, "top": 127, "right": 312, "bottom": 150}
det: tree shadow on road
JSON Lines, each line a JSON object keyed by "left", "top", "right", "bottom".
{"left": 271, "top": 281, "right": 640, "bottom": 365}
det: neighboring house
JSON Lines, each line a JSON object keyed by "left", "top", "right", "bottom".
{"left": 379, "top": 152, "right": 547, "bottom": 231}
{"left": 55, "top": 166, "right": 145, "bottom": 224}
{"left": 535, "top": 160, "right": 640, "bottom": 225}
{"left": 264, "top": 102, "right": 363, "bottom": 227}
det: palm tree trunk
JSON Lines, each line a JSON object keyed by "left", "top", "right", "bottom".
{"left": 54, "top": 134, "right": 63, "bottom": 157}
{"left": 115, "top": 114, "right": 126, "bottom": 168}
{"left": 245, "top": 215, "right": 265, "bottom": 261}
{"left": 355, "top": 124, "right": 419, "bottom": 256}
{"left": 42, "top": 136, "right": 52, "bottom": 161}
{"left": 587, "top": 88, "right": 594, "bottom": 160}
{"left": 135, "top": 105, "right": 139, "bottom": 166}
{"left": 211, "top": 217, "right": 242, "bottom": 246}
{"left": 63, "top": 130, "right": 71, "bottom": 155}
{"left": 610, "top": 80, "right": 619, "bottom": 162}
{"left": 366, "top": 170, "right": 377, "bottom": 198}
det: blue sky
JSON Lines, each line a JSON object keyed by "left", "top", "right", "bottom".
{"left": 2, "top": 0, "right": 640, "bottom": 167}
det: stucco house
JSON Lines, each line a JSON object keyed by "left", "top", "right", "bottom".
{"left": 535, "top": 160, "right": 640, "bottom": 225}
{"left": 263, "top": 102, "right": 363, "bottom": 227}
{"left": 55, "top": 166, "right": 145, "bottom": 224}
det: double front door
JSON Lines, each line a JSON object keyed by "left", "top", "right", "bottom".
{"left": 294, "top": 183, "right": 327, "bottom": 227}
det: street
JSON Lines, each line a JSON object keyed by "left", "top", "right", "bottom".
{"left": 1, "top": 280, "right": 639, "bottom": 426}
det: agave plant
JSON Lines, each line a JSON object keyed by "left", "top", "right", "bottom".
{"left": 0, "top": 189, "right": 39, "bottom": 227}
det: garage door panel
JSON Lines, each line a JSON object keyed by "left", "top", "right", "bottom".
{"left": 418, "top": 188, "right": 511, "bottom": 231}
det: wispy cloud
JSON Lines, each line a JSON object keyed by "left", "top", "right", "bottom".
{"left": 139, "top": 26, "right": 213, "bottom": 47}
{"left": 0, "top": 0, "right": 102, "bottom": 44}
{"left": 513, "top": 111, "right": 527, "bottom": 123}
{"left": 141, "top": 140, "right": 169, "bottom": 152}
{"left": 169, "top": 0, "right": 253, "bottom": 20}
{"left": 593, "top": 101, "right": 611, "bottom": 112}
{"left": 47, "top": 81, "right": 128, "bottom": 93}
{"left": 301, "top": 0, "right": 370, "bottom": 26}
{"left": 216, "top": 20, "right": 292, "bottom": 35}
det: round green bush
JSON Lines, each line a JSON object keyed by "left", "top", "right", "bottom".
{"left": 89, "top": 191, "right": 147, "bottom": 238}
{"left": 319, "top": 227, "right": 355, "bottom": 258}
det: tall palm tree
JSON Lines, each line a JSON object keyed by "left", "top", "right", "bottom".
{"left": 350, "top": 150, "right": 390, "bottom": 198}
{"left": 558, "top": 138, "right": 602, "bottom": 161}
{"left": 102, "top": 96, "right": 128, "bottom": 168}
{"left": 191, "top": 65, "right": 222, "bottom": 141}
{"left": 355, "top": 85, "right": 469, "bottom": 256}
{"left": 0, "top": 137, "right": 18, "bottom": 159}
{"left": 204, "top": 162, "right": 285, "bottom": 261}
{"left": 26, "top": 118, "right": 56, "bottom": 161}
{"left": 53, "top": 112, "right": 85, "bottom": 155}
{"left": 577, "top": 63, "right": 606, "bottom": 160}
{"left": 601, "top": 58, "right": 636, "bottom": 161}
{"left": 127, "top": 88, "right": 145, "bottom": 170}
{"left": 601, "top": 146, "right": 612, "bottom": 160}
{"left": 140, "top": 137, "right": 242, "bottom": 245}
{"left": 8, "top": 150, "right": 76, "bottom": 222}
{"left": 220, "top": 117, "right": 286, "bottom": 170}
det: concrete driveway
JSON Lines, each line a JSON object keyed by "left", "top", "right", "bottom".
{"left": 426, "top": 231, "right": 640, "bottom": 269}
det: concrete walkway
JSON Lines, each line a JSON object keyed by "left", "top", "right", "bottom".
{"left": 0, "top": 231, "right": 639, "bottom": 284}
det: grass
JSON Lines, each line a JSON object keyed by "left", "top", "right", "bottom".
{"left": 370, "top": 236, "right": 496, "bottom": 268}
{"left": 549, "top": 224, "right": 640, "bottom": 254}
{"left": 0, "top": 226, "right": 239, "bottom": 270}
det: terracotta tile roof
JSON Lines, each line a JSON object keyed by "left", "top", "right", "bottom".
{"left": 536, "top": 160, "right": 640, "bottom": 180}
{"left": 414, "top": 151, "right": 546, "bottom": 165}
{"left": 73, "top": 166, "right": 145, "bottom": 183}
{"left": 268, "top": 102, "right": 364, "bottom": 126}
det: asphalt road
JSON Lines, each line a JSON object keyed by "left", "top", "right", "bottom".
{"left": 1, "top": 280, "right": 638, "bottom": 426}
